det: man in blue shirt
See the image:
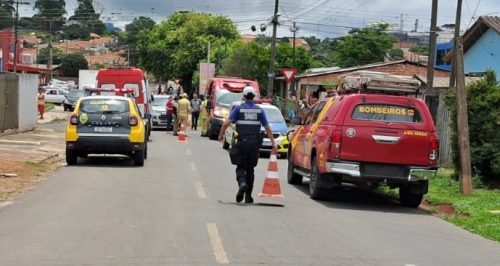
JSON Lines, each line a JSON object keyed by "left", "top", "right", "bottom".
{"left": 219, "top": 86, "right": 277, "bottom": 203}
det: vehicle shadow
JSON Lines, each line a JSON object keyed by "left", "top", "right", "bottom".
{"left": 68, "top": 156, "right": 136, "bottom": 167}
{"left": 291, "top": 181, "right": 428, "bottom": 215}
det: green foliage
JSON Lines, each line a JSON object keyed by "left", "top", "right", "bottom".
{"left": 308, "top": 37, "right": 337, "bottom": 68}
{"left": 61, "top": 53, "right": 88, "bottom": 77}
{"left": 220, "top": 41, "right": 269, "bottom": 95}
{"left": 137, "top": 11, "right": 239, "bottom": 93}
{"left": 425, "top": 169, "right": 500, "bottom": 242}
{"left": 388, "top": 48, "right": 404, "bottom": 60}
{"left": 333, "top": 23, "right": 396, "bottom": 68}
{"left": 410, "top": 45, "right": 429, "bottom": 56}
{"left": 64, "top": 24, "right": 90, "bottom": 40}
{"left": 446, "top": 70, "right": 500, "bottom": 185}
{"left": 123, "top": 16, "right": 156, "bottom": 66}
{"left": 93, "top": 62, "right": 105, "bottom": 70}
{"left": 275, "top": 43, "right": 313, "bottom": 73}
{"left": 33, "top": 0, "right": 67, "bottom": 32}
{"left": 0, "top": 2, "right": 13, "bottom": 29}
{"left": 36, "top": 47, "right": 64, "bottom": 65}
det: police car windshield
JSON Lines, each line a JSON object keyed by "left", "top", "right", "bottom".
{"left": 216, "top": 90, "right": 244, "bottom": 107}
{"left": 263, "top": 107, "right": 285, "bottom": 123}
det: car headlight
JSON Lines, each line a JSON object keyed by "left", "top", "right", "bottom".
{"left": 213, "top": 106, "right": 229, "bottom": 118}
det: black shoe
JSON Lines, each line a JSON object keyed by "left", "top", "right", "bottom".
{"left": 245, "top": 186, "right": 254, "bottom": 203}
{"left": 236, "top": 183, "right": 248, "bottom": 203}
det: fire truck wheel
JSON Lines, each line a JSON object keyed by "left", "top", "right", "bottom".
{"left": 287, "top": 151, "right": 303, "bottom": 185}
{"left": 399, "top": 187, "right": 423, "bottom": 208}
{"left": 310, "top": 157, "right": 326, "bottom": 200}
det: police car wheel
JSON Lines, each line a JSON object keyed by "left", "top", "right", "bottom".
{"left": 66, "top": 149, "right": 78, "bottom": 165}
{"left": 287, "top": 152, "right": 303, "bottom": 185}
{"left": 134, "top": 148, "right": 145, "bottom": 166}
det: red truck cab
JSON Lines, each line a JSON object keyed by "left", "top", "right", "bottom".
{"left": 204, "top": 77, "right": 260, "bottom": 139}
{"left": 288, "top": 71, "right": 438, "bottom": 207}
{"left": 96, "top": 67, "right": 153, "bottom": 140}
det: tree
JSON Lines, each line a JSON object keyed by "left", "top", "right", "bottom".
{"left": 275, "top": 43, "right": 313, "bottom": 73}
{"left": 221, "top": 41, "right": 269, "bottom": 95}
{"left": 0, "top": 1, "right": 13, "bottom": 29}
{"left": 123, "top": 16, "right": 156, "bottom": 66}
{"left": 64, "top": 24, "right": 90, "bottom": 40}
{"left": 309, "top": 37, "right": 337, "bottom": 67}
{"left": 447, "top": 70, "right": 500, "bottom": 186}
{"left": 69, "top": 0, "right": 105, "bottom": 35}
{"left": 36, "top": 47, "right": 64, "bottom": 65}
{"left": 333, "top": 23, "right": 395, "bottom": 67}
{"left": 137, "top": 11, "right": 238, "bottom": 93}
{"left": 33, "top": 0, "right": 66, "bottom": 32}
{"left": 388, "top": 48, "right": 404, "bottom": 60}
{"left": 61, "top": 53, "right": 88, "bottom": 77}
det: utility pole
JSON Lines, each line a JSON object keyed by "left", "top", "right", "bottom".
{"left": 207, "top": 41, "right": 211, "bottom": 63}
{"left": 12, "top": 1, "right": 30, "bottom": 73}
{"left": 290, "top": 22, "right": 298, "bottom": 68}
{"left": 426, "top": 0, "right": 438, "bottom": 95}
{"left": 455, "top": 36, "right": 473, "bottom": 194}
{"left": 267, "top": 0, "right": 279, "bottom": 97}
{"left": 449, "top": 0, "right": 463, "bottom": 88}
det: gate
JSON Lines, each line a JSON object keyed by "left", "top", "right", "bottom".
{"left": 0, "top": 74, "right": 19, "bottom": 131}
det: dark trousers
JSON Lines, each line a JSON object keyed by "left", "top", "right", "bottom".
{"left": 191, "top": 111, "right": 200, "bottom": 130}
{"left": 166, "top": 113, "right": 173, "bottom": 132}
{"left": 235, "top": 136, "right": 260, "bottom": 194}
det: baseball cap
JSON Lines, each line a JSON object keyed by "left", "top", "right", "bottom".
{"left": 242, "top": 86, "right": 256, "bottom": 96}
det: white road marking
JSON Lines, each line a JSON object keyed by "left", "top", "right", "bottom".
{"left": 195, "top": 182, "right": 207, "bottom": 199}
{"left": 186, "top": 148, "right": 192, "bottom": 156}
{"left": 206, "top": 223, "right": 229, "bottom": 264}
{"left": 405, "top": 264, "right": 416, "bottom": 266}
{"left": 190, "top": 162, "right": 197, "bottom": 172}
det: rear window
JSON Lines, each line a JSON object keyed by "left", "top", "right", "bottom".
{"left": 352, "top": 104, "right": 422, "bottom": 123}
{"left": 79, "top": 99, "right": 130, "bottom": 114}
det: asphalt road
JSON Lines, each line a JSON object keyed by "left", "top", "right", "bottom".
{"left": 0, "top": 130, "right": 499, "bottom": 266}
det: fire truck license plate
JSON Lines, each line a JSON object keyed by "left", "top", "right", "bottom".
{"left": 94, "top": 127, "right": 113, "bottom": 133}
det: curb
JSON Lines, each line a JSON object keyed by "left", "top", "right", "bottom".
{"left": 37, "top": 153, "right": 62, "bottom": 164}
{"left": 0, "top": 139, "right": 41, "bottom": 146}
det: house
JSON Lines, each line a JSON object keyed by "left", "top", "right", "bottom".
{"left": 294, "top": 60, "right": 450, "bottom": 104}
{"left": 446, "top": 16, "right": 500, "bottom": 75}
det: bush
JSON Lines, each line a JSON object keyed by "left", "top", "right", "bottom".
{"left": 61, "top": 54, "right": 89, "bottom": 77}
{"left": 446, "top": 70, "right": 500, "bottom": 185}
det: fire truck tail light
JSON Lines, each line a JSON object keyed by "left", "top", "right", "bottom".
{"left": 329, "top": 129, "right": 342, "bottom": 157}
{"left": 429, "top": 134, "right": 439, "bottom": 161}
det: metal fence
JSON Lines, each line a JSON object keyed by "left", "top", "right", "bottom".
{"left": 0, "top": 74, "right": 19, "bottom": 131}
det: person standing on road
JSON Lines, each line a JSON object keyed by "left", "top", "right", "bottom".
{"left": 165, "top": 96, "right": 174, "bottom": 134}
{"left": 199, "top": 95, "right": 209, "bottom": 136}
{"left": 218, "top": 86, "right": 277, "bottom": 204}
{"left": 37, "top": 88, "right": 45, "bottom": 119}
{"left": 172, "top": 96, "right": 179, "bottom": 136}
{"left": 177, "top": 93, "right": 190, "bottom": 131}
{"left": 190, "top": 93, "right": 201, "bottom": 130}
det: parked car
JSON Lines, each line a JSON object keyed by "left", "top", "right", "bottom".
{"left": 287, "top": 71, "right": 438, "bottom": 207}
{"left": 63, "top": 89, "right": 85, "bottom": 111}
{"left": 44, "top": 87, "right": 68, "bottom": 104}
{"left": 223, "top": 101, "right": 290, "bottom": 158}
{"left": 150, "top": 95, "right": 171, "bottom": 130}
{"left": 65, "top": 95, "right": 147, "bottom": 166}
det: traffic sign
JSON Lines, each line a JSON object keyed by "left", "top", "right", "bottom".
{"left": 280, "top": 68, "right": 298, "bottom": 84}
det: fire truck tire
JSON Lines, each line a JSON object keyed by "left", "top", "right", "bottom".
{"left": 134, "top": 147, "right": 145, "bottom": 166}
{"left": 310, "top": 157, "right": 326, "bottom": 200}
{"left": 399, "top": 187, "right": 423, "bottom": 208}
{"left": 208, "top": 123, "right": 218, "bottom": 140}
{"left": 287, "top": 152, "right": 303, "bottom": 184}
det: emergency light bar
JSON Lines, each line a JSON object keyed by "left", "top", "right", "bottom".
{"left": 339, "top": 71, "right": 421, "bottom": 95}
{"left": 84, "top": 87, "right": 136, "bottom": 96}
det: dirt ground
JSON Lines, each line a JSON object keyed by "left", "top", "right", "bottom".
{"left": 0, "top": 159, "right": 60, "bottom": 202}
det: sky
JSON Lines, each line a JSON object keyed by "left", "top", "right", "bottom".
{"left": 18, "top": 0, "right": 500, "bottom": 38}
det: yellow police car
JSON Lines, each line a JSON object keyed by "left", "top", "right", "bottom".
{"left": 65, "top": 95, "right": 147, "bottom": 166}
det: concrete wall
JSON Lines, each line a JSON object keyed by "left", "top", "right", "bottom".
{"left": 465, "top": 28, "right": 500, "bottom": 74}
{"left": 18, "top": 74, "right": 38, "bottom": 132}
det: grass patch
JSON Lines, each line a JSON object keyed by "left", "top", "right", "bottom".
{"left": 425, "top": 169, "right": 500, "bottom": 242}
{"left": 45, "top": 103, "right": 55, "bottom": 112}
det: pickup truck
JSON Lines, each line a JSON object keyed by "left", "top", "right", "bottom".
{"left": 287, "top": 72, "right": 438, "bottom": 207}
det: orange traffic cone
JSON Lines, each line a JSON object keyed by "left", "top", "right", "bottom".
{"left": 258, "top": 152, "right": 284, "bottom": 198}
{"left": 177, "top": 123, "right": 187, "bottom": 143}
